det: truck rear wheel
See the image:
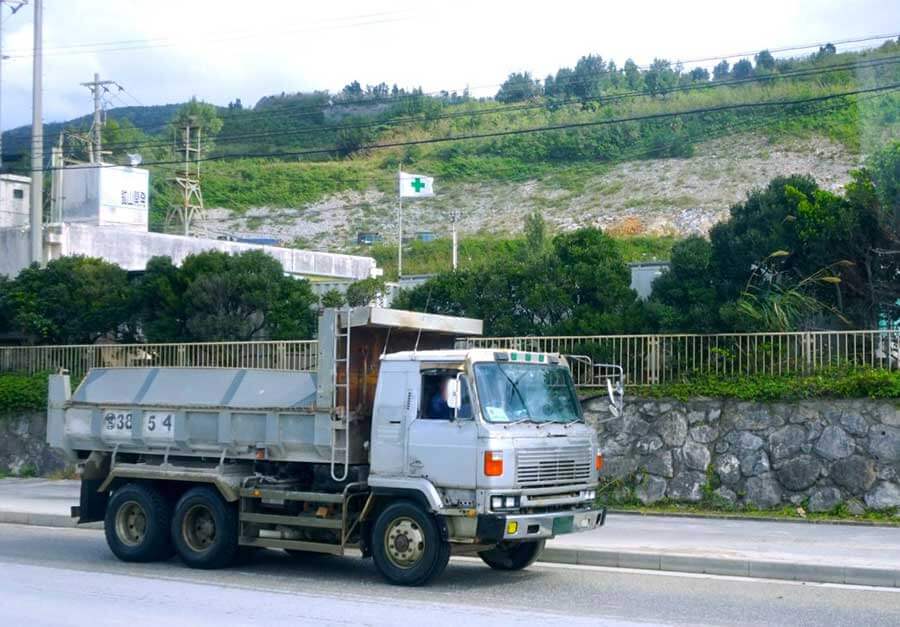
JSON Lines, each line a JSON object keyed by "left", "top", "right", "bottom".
{"left": 478, "top": 540, "right": 545, "bottom": 571}
{"left": 171, "top": 486, "right": 239, "bottom": 569}
{"left": 104, "top": 482, "right": 173, "bottom": 563}
{"left": 371, "top": 501, "right": 450, "bottom": 586}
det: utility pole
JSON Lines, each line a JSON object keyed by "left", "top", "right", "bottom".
{"left": 450, "top": 209, "right": 460, "bottom": 271}
{"left": 29, "top": 0, "right": 41, "bottom": 265}
{"left": 80, "top": 72, "right": 115, "bottom": 163}
{"left": 0, "top": 1, "right": 27, "bottom": 170}
{"left": 166, "top": 119, "right": 204, "bottom": 236}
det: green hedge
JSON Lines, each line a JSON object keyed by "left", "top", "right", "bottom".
{"left": 642, "top": 367, "right": 900, "bottom": 402}
{"left": 0, "top": 373, "right": 49, "bottom": 415}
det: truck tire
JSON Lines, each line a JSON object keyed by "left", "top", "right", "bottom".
{"left": 371, "top": 501, "right": 450, "bottom": 586}
{"left": 171, "top": 486, "right": 239, "bottom": 569}
{"left": 104, "top": 482, "right": 173, "bottom": 563}
{"left": 478, "top": 540, "right": 545, "bottom": 571}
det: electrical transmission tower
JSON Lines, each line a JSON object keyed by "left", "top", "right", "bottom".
{"left": 166, "top": 119, "right": 205, "bottom": 236}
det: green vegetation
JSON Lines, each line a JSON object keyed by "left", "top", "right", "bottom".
{"left": 4, "top": 39, "right": 897, "bottom": 218}
{"left": 365, "top": 234, "right": 677, "bottom": 279}
{"left": 1, "top": 250, "right": 318, "bottom": 344}
{"left": 641, "top": 367, "right": 900, "bottom": 402}
{"left": 0, "top": 372, "right": 49, "bottom": 415}
{"left": 397, "top": 142, "right": 899, "bottom": 334}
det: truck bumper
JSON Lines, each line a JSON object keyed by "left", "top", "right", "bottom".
{"left": 476, "top": 507, "right": 605, "bottom": 543}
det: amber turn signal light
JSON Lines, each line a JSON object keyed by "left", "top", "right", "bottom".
{"left": 484, "top": 450, "right": 504, "bottom": 476}
{"left": 595, "top": 453, "right": 604, "bottom": 471}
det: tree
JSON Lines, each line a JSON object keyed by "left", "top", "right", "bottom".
{"left": 712, "top": 60, "right": 730, "bottom": 80}
{"left": 755, "top": 50, "right": 775, "bottom": 72}
{"left": 646, "top": 236, "right": 722, "bottom": 332}
{"left": 524, "top": 211, "right": 547, "bottom": 253}
{"left": 571, "top": 54, "right": 606, "bottom": 99}
{"left": 623, "top": 59, "right": 642, "bottom": 90}
{"left": 688, "top": 67, "right": 710, "bottom": 82}
{"left": 345, "top": 278, "right": 385, "bottom": 307}
{"left": 731, "top": 58, "right": 754, "bottom": 80}
{"left": 495, "top": 72, "right": 542, "bottom": 103}
{"left": 168, "top": 97, "right": 223, "bottom": 154}
{"left": 644, "top": 59, "right": 678, "bottom": 96}
{"left": 6, "top": 256, "right": 133, "bottom": 344}
{"left": 320, "top": 289, "right": 345, "bottom": 308}
{"left": 135, "top": 250, "right": 317, "bottom": 341}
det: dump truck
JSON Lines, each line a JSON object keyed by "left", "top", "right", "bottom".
{"left": 47, "top": 307, "right": 621, "bottom": 586}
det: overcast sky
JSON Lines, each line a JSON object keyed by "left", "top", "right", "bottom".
{"left": 0, "top": 0, "right": 897, "bottom": 130}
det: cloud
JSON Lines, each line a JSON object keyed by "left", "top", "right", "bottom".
{"left": 0, "top": 0, "right": 896, "bottom": 130}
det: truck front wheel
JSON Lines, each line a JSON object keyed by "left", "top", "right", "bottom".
{"left": 478, "top": 540, "right": 545, "bottom": 571}
{"left": 104, "top": 482, "right": 173, "bottom": 562}
{"left": 371, "top": 501, "right": 450, "bottom": 586}
{"left": 171, "top": 486, "right": 239, "bottom": 569}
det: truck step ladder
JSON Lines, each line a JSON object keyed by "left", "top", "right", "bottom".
{"left": 330, "top": 307, "right": 351, "bottom": 482}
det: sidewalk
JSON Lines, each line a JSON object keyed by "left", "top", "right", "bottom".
{"left": 1, "top": 479, "right": 898, "bottom": 587}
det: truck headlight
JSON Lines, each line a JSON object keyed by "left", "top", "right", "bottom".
{"left": 490, "top": 495, "right": 520, "bottom": 510}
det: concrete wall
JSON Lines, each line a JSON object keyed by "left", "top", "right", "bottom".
{"left": 584, "top": 396, "right": 900, "bottom": 512}
{"left": 0, "top": 223, "right": 378, "bottom": 281}
{"left": 0, "top": 175, "right": 31, "bottom": 229}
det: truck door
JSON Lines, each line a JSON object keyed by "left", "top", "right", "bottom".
{"left": 406, "top": 370, "right": 477, "bottom": 488}
{"left": 370, "top": 363, "right": 417, "bottom": 476}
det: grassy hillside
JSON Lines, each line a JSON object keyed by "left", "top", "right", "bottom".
{"left": 3, "top": 39, "right": 898, "bottom": 251}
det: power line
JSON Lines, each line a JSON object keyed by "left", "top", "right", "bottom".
{"left": 1, "top": 10, "right": 412, "bottom": 58}
{"left": 68, "top": 54, "right": 900, "bottom": 154}
{"left": 25, "top": 82, "right": 899, "bottom": 174}
{"left": 43, "top": 31, "right": 900, "bottom": 143}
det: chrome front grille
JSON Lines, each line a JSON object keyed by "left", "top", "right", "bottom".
{"left": 516, "top": 445, "right": 592, "bottom": 486}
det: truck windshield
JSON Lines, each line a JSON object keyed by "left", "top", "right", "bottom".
{"left": 473, "top": 362, "right": 582, "bottom": 423}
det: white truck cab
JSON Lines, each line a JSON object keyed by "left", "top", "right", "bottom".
{"left": 371, "top": 349, "right": 604, "bottom": 546}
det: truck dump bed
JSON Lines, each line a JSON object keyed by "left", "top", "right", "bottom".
{"left": 48, "top": 367, "right": 339, "bottom": 463}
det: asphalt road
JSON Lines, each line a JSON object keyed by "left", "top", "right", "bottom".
{"left": 1, "top": 524, "right": 898, "bottom": 627}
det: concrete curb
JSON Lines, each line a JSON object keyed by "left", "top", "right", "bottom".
{"left": 539, "top": 547, "right": 900, "bottom": 588}
{"left": 0, "top": 511, "right": 101, "bottom": 529}
{"left": 3, "top": 512, "right": 896, "bottom": 588}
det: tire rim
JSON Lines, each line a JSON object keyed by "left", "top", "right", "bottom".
{"left": 182, "top": 504, "right": 216, "bottom": 553}
{"left": 114, "top": 500, "right": 147, "bottom": 546}
{"left": 383, "top": 516, "right": 425, "bottom": 569}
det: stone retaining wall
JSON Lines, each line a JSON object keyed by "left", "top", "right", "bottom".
{"left": 583, "top": 397, "right": 900, "bottom": 512}
{"left": 0, "top": 413, "right": 67, "bottom": 476}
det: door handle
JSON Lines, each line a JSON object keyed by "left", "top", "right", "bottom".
{"left": 388, "top": 420, "right": 401, "bottom": 424}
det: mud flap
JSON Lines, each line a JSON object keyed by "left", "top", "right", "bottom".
{"left": 74, "top": 478, "right": 108, "bottom": 524}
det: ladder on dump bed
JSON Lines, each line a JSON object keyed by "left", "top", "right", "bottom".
{"left": 330, "top": 307, "right": 351, "bottom": 482}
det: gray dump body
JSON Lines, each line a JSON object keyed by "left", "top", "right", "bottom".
{"left": 47, "top": 366, "right": 365, "bottom": 464}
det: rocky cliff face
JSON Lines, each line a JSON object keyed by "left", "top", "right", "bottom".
{"left": 584, "top": 397, "right": 900, "bottom": 512}
{"left": 196, "top": 134, "right": 858, "bottom": 250}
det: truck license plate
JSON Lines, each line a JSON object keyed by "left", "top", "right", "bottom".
{"left": 552, "top": 515, "right": 574, "bottom": 534}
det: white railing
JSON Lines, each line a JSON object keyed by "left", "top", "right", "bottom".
{"left": 3, "top": 330, "right": 898, "bottom": 388}
{"left": 0, "top": 340, "right": 319, "bottom": 378}
{"left": 465, "top": 330, "right": 900, "bottom": 387}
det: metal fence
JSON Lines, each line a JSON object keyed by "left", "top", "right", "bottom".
{"left": 0, "top": 340, "right": 319, "bottom": 378}
{"left": 3, "top": 330, "right": 898, "bottom": 388}
{"left": 465, "top": 330, "right": 900, "bottom": 387}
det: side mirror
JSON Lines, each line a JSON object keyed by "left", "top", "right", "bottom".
{"left": 606, "top": 377, "right": 623, "bottom": 418}
{"left": 445, "top": 378, "right": 461, "bottom": 409}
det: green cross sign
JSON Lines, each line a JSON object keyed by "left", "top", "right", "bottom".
{"left": 411, "top": 177, "right": 426, "bottom": 192}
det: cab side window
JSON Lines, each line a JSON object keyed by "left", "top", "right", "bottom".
{"left": 421, "top": 371, "right": 452, "bottom": 420}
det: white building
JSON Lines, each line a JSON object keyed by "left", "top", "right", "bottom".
{"left": 0, "top": 165, "right": 378, "bottom": 282}
{"left": 0, "top": 174, "right": 31, "bottom": 229}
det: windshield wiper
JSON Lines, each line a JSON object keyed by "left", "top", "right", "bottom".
{"left": 495, "top": 362, "right": 531, "bottom": 421}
